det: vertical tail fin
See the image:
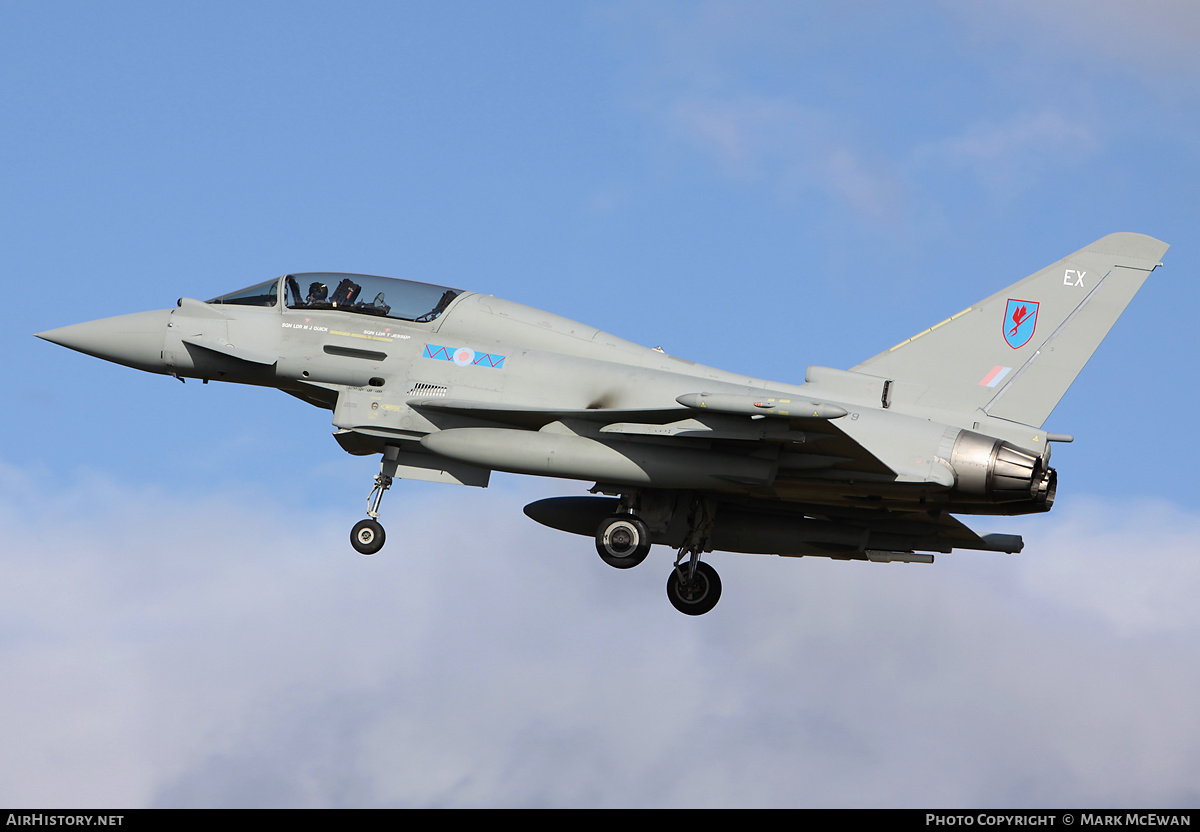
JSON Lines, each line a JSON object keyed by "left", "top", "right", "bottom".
{"left": 851, "top": 233, "right": 1168, "bottom": 427}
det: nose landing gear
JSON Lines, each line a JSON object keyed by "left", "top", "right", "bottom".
{"left": 350, "top": 447, "right": 399, "bottom": 556}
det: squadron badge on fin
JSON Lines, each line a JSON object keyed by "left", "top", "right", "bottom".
{"left": 1004, "top": 298, "right": 1039, "bottom": 349}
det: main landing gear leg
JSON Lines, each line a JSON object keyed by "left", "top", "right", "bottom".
{"left": 666, "top": 496, "right": 722, "bottom": 616}
{"left": 351, "top": 446, "right": 399, "bottom": 555}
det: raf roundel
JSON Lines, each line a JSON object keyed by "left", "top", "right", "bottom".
{"left": 452, "top": 347, "right": 476, "bottom": 367}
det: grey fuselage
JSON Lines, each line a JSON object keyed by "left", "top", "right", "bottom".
{"left": 37, "top": 232, "right": 1168, "bottom": 581}
{"left": 39, "top": 273, "right": 1053, "bottom": 534}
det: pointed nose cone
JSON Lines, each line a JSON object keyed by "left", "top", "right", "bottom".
{"left": 37, "top": 308, "right": 174, "bottom": 374}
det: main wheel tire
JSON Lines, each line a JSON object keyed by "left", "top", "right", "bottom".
{"left": 351, "top": 518, "right": 386, "bottom": 555}
{"left": 666, "top": 561, "right": 722, "bottom": 615}
{"left": 595, "top": 515, "right": 651, "bottom": 569}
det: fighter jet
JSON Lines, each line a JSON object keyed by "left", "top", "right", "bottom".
{"left": 36, "top": 232, "right": 1167, "bottom": 615}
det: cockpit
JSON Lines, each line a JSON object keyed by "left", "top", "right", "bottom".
{"left": 207, "top": 273, "right": 461, "bottom": 323}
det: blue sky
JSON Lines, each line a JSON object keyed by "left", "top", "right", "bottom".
{"left": 3, "top": 1, "right": 1199, "bottom": 808}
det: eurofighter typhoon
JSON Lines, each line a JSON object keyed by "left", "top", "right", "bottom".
{"left": 37, "top": 233, "right": 1167, "bottom": 614}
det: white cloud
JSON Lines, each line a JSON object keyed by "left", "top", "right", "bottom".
{"left": 918, "top": 110, "right": 1099, "bottom": 196}
{"left": 942, "top": 0, "right": 1200, "bottom": 78}
{"left": 616, "top": 0, "right": 1200, "bottom": 223}
{"left": 937, "top": 112, "right": 1096, "bottom": 167}
{"left": 1020, "top": 497, "right": 1200, "bottom": 638}
{"left": 666, "top": 95, "right": 903, "bottom": 221}
{"left": 1, "top": 463, "right": 1198, "bottom": 807}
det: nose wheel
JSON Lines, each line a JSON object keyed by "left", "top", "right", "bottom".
{"left": 351, "top": 518, "right": 385, "bottom": 555}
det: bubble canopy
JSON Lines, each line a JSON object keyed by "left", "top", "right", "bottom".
{"left": 207, "top": 273, "right": 462, "bottom": 323}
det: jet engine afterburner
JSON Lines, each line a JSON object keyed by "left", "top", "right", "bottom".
{"left": 949, "top": 430, "right": 1056, "bottom": 509}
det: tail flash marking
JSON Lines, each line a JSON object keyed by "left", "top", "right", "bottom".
{"left": 978, "top": 366, "right": 1012, "bottom": 388}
